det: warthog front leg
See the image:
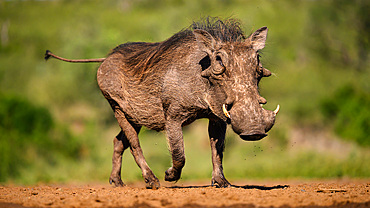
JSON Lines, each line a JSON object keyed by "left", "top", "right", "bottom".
{"left": 114, "top": 109, "right": 160, "bottom": 189}
{"left": 208, "top": 119, "right": 231, "bottom": 188}
{"left": 164, "top": 121, "right": 185, "bottom": 182}
{"left": 109, "top": 130, "right": 129, "bottom": 187}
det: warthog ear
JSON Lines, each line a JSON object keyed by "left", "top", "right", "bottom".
{"left": 249, "top": 27, "right": 268, "bottom": 51}
{"left": 193, "top": 29, "right": 217, "bottom": 52}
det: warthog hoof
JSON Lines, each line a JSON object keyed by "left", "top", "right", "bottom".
{"left": 164, "top": 167, "right": 181, "bottom": 182}
{"left": 144, "top": 176, "right": 160, "bottom": 190}
{"left": 211, "top": 176, "right": 231, "bottom": 188}
{"left": 109, "top": 176, "right": 125, "bottom": 187}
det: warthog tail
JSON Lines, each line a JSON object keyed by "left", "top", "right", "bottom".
{"left": 45, "top": 50, "right": 106, "bottom": 63}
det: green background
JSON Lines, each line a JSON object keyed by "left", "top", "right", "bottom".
{"left": 0, "top": 0, "right": 369, "bottom": 185}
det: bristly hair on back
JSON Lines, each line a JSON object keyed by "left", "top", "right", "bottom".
{"left": 110, "top": 17, "right": 247, "bottom": 80}
{"left": 190, "top": 16, "right": 246, "bottom": 42}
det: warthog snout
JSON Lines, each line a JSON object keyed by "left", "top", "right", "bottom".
{"left": 224, "top": 100, "right": 279, "bottom": 141}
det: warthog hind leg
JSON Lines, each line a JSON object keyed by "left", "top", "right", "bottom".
{"left": 109, "top": 130, "right": 129, "bottom": 187}
{"left": 114, "top": 109, "right": 160, "bottom": 189}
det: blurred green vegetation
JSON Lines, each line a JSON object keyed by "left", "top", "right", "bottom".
{"left": 0, "top": 94, "right": 82, "bottom": 182}
{"left": 321, "top": 85, "right": 370, "bottom": 146}
{"left": 0, "top": 0, "right": 369, "bottom": 184}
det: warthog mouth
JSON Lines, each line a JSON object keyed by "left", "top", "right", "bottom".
{"left": 239, "top": 131, "right": 268, "bottom": 141}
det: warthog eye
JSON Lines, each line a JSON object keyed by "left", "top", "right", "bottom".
{"left": 216, "top": 55, "right": 224, "bottom": 67}
{"left": 256, "top": 53, "right": 263, "bottom": 77}
{"left": 212, "top": 55, "right": 226, "bottom": 75}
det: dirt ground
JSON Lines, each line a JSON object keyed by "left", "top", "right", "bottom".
{"left": 1, "top": 179, "right": 369, "bottom": 208}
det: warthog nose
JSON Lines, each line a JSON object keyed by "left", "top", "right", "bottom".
{"left": 239, "top": 131, "right": 267, "bottom": 141}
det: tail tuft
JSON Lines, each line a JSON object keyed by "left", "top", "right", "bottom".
{"left": 44, "top": 50, "right": 52, "bottom": 61}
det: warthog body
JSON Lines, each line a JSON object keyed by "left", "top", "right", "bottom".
{"left": 46, "top": 17, "right": 279, "bottom": 189}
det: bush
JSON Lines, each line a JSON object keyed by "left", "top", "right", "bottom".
{"left": 321, "top": 85, "right": 370, "bottom": 146}
{"left": 0, "top": 94, "right": 82, "bottom": 182}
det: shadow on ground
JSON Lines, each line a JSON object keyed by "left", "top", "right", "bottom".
{"left": 168, "top": 184, "right": 289, "bottom": 190}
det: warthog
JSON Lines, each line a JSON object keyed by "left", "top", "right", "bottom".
{"left": 45, "top": 17, "right": 279, "bottom": 189}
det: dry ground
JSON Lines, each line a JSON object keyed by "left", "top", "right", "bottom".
{"left": 1, "top": 179, "right": 369, "bottom": 208}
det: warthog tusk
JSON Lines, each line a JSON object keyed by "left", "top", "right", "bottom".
{"left": 222, "top": 104, "right": 231, "bottom": 119}
{"left": 274, "top": 104, "right": 280, "bottom": 115}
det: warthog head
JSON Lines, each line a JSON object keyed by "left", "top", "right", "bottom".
{"left": 193, "top": 21, "right": 279, "bottom": 141}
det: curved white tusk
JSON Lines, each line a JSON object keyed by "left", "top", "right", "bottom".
{"left": 273, "top": 104, "right": 280, "bottom": 115}
{"left": 222, "top": 104, "right": 231, "bottom": 119}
